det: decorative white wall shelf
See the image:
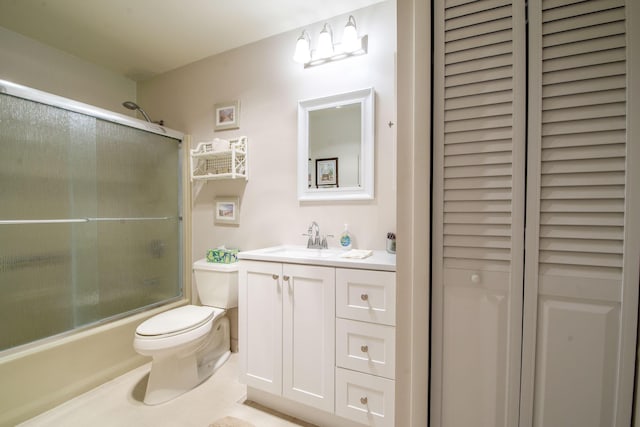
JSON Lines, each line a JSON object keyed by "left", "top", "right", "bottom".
{"left": 190, "top": 136, "right": 248, "bottom": 181}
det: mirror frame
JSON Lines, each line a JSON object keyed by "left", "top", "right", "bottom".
{"left": 297, "top": 87, "right": 375, "bottom": 201}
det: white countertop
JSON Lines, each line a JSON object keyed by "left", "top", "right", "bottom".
{"left": 238, "top": 245, "right": 396, "bottom": 272}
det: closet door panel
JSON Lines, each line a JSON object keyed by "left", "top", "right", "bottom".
{"left": 521, "top": 1, "right": 637, "bottom": 426}
{"left": 533, "top": 298, "right": 619, "bottom": 427}
{"left": 432, "top": 0, "right": 526, "bottom": 426}
{"left": 442, "top": 273, "right": 509, "bottom": 427}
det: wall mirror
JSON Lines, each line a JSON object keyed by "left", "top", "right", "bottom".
{"left": 297, "top": 87, "right": 374, "bottom": 201}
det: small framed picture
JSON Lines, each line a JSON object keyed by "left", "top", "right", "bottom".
{"left": 214, "top": 197, "right": 240, "bottom": 225}
{"left": 214, "top": 100, "right": 240, "bottom": 131}
{"left": 316, "top": 157, "right": 338, "bottom": 188}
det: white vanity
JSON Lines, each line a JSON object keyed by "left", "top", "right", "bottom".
{"left": 238, "top": 246, "right": 396, "bottom": 427}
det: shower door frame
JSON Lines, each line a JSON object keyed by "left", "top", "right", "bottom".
{"left": 0, "top": 78, "right": 187, "bottom": 353}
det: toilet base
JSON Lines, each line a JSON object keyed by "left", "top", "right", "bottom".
{"left": 143, "top": 316, "right": 230, "bottom": 405}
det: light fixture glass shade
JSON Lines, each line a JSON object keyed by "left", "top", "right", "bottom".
{"left": 342, "top": 16, "right": 360, "bottom": 53}
{"left": 317, "top": 24, "right": 334, "bottom": 59}
{"left": 293, "top": 32, "right": 311, "bottom": 63}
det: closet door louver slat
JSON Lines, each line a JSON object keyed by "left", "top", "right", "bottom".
{"left": 520, "top": 1, "right": 637, "bottom": 426}
{"left": 432, "top": 1, "right": 525, "bottom": 426}
{"left": 538, "top": 0, "right": 626, "bottom": 295}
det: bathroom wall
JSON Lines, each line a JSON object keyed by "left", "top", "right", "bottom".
{"left": 138, "top": 1, "right": 397, "bottom": 260}
{"left": 0, "top": 26, "right": 136, "bottom": 112}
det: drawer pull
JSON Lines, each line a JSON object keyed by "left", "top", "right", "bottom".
{"left": 360, "top": 396, "right": 368, "bottom": 405}
{"left": 471, "top": 273, "right": 480, "bottom": 283}
{"left": 360, "top": 345, "right": 369, "bottom": 353}
{"left": 360, "top": 293, "right": 369, "bottom": 301}
{"left": 272, "top": 274, "right": 279, "bottom": 280}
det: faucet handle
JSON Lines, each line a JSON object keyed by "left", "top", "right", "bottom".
{"left": 321, "top": 234, "right": 334, "bottom": 249}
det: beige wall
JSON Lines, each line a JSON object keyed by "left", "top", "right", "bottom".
{"left": 0, "top": 26, "right": 136, "bottom": 112}
{"left": 138, "top": 1, "right": 397, "bottom": 260}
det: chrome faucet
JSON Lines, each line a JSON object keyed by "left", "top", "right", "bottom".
{"left": 303, "top": 221, "right": 332, "bottom": 249}
{"left": 310, "top": 221, "right": 321, "bottom": 248}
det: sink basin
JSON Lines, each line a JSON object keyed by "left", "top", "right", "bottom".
{"left": 262, "top": 246, "right": 341, "bottom": 259}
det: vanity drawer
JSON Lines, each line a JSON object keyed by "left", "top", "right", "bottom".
{"left": 335, "top": 367, "right": 395, "bottom": 427}
{"left": 336, "top": 318, "right": 395, "bottom": 380}
{"left": 336, "top": 269, "right": 396, "bottom": 326}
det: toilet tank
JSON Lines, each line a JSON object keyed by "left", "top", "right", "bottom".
{"left": 192, "top": 259, "right": 238, "bottom": 308}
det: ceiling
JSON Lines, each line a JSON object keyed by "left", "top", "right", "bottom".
{"left": 0, "top": 0, "right": 384, "bottom": 81}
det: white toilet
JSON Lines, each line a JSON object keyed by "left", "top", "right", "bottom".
{"left": 133, "top": 259, "right": 238, "bottom": 405}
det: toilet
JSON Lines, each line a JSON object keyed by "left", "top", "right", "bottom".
{"left": 133, "top": 259, "right": 238, "bottom": 405}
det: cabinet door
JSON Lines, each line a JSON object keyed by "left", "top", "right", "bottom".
{"left": 282, "top": 263, "right": 335, "bottom": 412}
{"left": 239, "top": 260, "right": 283, "bottom": 395}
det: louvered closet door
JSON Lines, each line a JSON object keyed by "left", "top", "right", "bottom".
{"left": 431, "top": 1, "right": 526, "bottom": 426}
{"left": 520, "top": 1, "right": 638, "bottom": 426}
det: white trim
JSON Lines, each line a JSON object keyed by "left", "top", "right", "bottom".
{"left": 297, "top": 87, "right": 374, "bottom": 201}
{"left": 395, "top": 0, "right": 431, "bottom": 425}
{"left": 620, "top": 0, "right": 640, "bottom": 425}
{"left": 519, "top": 0, "right": 544, "bottom": 424}
{"left": 430, "top": 0, "right": 446, "bottom": 425}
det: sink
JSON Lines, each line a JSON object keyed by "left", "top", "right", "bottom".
{"left": 262, "top": 246, "right": 342, "bottom": 259}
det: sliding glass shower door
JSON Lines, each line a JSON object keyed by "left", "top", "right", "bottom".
{"left": 0, "top": 90, "right": 183, "bottom": 352}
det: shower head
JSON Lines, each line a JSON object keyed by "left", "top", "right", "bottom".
{"left": 122, "top": 101, "right": 152, "bottom": 123}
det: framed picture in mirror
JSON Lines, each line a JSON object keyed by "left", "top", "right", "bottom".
{"left": 316, "top": 157, "right": 338, "bottom": 187}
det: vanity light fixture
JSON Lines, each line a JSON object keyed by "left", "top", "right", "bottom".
{"left": 293, "top": 15, "right": 367, "bottom": 68}
{"left": 293, "top": 30, "right": 311, "bottom": 64}
{"left": 316, "top": 24, "right": 334, "bottom": 58}
{"left": 342, "top": 16, "right": 360, "bottom": 53}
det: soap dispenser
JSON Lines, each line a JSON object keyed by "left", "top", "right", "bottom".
{"left": 339, "top": 224, "right": 352, "bottom": 250}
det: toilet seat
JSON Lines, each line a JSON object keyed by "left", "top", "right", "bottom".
{"left": 134, "top": 305, "right": 226, "bottom": 353}
{"left": 137, "top": 305, "right": 217, "bottom": 337}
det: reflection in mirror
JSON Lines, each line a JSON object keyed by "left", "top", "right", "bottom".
{"left": 309, "top": 103, "right": 361, "bottom": 188}
{"left": 298, "top": 87, "right": 374, "bottom": 201}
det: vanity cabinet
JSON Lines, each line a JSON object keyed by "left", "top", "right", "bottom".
{"left": 239, "top": 252, "right": 396, "bottom": 427}
{"left": 239, "top": 260, "right": 335, "bottom": 412}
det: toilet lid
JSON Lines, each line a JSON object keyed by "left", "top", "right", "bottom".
{"left": 136, "top": 305, "right": 215, "bottom": 336}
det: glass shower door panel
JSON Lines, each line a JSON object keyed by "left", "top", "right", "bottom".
{"left": 0, "top": 95, "right": 96, "bottom": 351}
{"left": 0, "top": 92, "right": 182, "bottom": 352}
{"left": 91, "top": 121, "right": 181, "bottom": 322}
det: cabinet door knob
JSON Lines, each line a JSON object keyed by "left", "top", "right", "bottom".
{"left": 471, "top": 274, "right": 480, "bottom": 283}
{"left": 283, "top": 275, "right": 290, "bottom": 281}
{"left": 360, "top": 396, "right": 368, "bottom": 405}
{"left": 360, "top": 345, "right": 369, "bottom": 353}
{"left": 272, "top": 274, "right": 279, "bottom": 280}
{"left": 360, "top": 293, "right": 369, "bottom": 301}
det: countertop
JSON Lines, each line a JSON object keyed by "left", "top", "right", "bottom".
{"left": 238, "top": 245, "right": 396, "bottom": 272}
